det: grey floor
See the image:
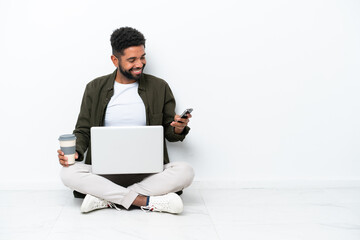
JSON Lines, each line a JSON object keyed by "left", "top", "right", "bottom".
{"left": 1, "top": 185, "right": 360, "bottom": 240}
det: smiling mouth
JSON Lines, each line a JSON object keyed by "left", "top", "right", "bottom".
{"left": 131, "top": 68, "right": 142, "bottom": 75}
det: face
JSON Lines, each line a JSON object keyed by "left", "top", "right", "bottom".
{"left": 114, "top": 45, "right": 146, "bottom": 81}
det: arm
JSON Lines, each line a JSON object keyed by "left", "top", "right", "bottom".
{"left": 162, "top": 83, "right": 191, "bottom": 142}
{"left": 72, "top": 84, "right": 92, "bottom": 161}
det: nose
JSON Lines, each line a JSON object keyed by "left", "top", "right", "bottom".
{"left": 135, "top": 58, "right": 145, "bottom": 68}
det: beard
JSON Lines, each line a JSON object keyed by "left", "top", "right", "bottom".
{"left": 118, "top": 64, "right": 146, "bottom": 81}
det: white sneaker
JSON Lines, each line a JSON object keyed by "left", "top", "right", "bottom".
{"left": 80, "top": 194, "right": 120, "bottom": 213}
{"left": 141, "top": 193, "right": 183, "bottom": 214}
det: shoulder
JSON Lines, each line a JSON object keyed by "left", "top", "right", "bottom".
{"left": 143, "top": 73, "right": 170, "bottom": 88}
{"left": 86, "top": 72, "right": 114, "bottom": 89}
{"left": 82, "top": 72, "right": 115, "bottom": 96}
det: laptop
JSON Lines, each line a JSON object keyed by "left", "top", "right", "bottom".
{"left": 90, "top": 126, "right": 164, "bottom": 174}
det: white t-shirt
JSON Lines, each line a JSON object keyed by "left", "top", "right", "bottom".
{"left": 104, "top": 81, "right": 146, "bottom": 126}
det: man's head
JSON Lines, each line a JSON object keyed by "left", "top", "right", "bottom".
{"left": 110, "top": 27, "right": 146, "bottom": 82}
{"left": 110, "top": 27, "right": 146, "bottom": 56}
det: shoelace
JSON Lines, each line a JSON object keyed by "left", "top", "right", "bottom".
{"left": 108, "top": 202, "right": 121, "bottom": 211}
{"left": 140, "top": 200, "right": 170, "bottom": 213}
{"left": 140, "top": 205, "right": 153, "bottom": 212}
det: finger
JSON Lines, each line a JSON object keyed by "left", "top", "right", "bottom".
{"left": 75, "top": 152, "right": 79, "bottom": 159}
{"left": 171, "top": 121, "right": 180, "bottom": 127}
{"left": 183, "top": 117, "right": 190, "bottom": 123}
{"left": 178, "top": 118, "right": 189, "bottom": 125}
{"left": 62, "top": 160, "right": 69, "bottom": 167}
{"left": 172, "top": 122, "right": 187, "bottom": 129}
{"left": 57, "top": 149, "right": 64, "bottom": 155}
{"left": 176, "top": 117, "right": 189, "bottom": 123}
{"left": 187, "top": 113, "right": 192, "bottom": 119}
{"left": 59, "top": 159, "right": 68, "bottom": 167}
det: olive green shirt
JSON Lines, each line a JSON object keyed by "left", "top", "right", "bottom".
{"left": 73, "top": 69, "right": 190, "bottom": 165}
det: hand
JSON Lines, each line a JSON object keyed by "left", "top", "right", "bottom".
{"left": 170, "top": 113, "right": 192, "bottom": 134}
{"left": 57, "top": 149, "right": 78, "bottom": 167}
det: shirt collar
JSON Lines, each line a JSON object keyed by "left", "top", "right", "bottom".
{"left": 107, "top": 69, "right": 146, "bottom": 91}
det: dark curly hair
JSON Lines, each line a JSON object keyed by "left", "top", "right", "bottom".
{"left": 110, "top": 27, "right": 146, "bottom": 56}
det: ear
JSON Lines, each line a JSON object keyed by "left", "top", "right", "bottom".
{"left": 111, "top": 55, "right": 119, "bottom": 68}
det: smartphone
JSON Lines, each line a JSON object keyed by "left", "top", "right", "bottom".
{"left": 179, "top": 108, "right": 193, "bottom": 119}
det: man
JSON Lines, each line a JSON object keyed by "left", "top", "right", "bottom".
{"left": 58, "top": 27, "right": 194, "bottom": 214}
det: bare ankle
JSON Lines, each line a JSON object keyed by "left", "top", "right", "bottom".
{"left": 132, "top": 195, "right": 148, "bottom": 207}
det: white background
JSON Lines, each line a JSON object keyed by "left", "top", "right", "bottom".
{"left": 0, "top": 0, "right": 359, "bottom": 189}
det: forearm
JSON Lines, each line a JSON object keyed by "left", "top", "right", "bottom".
{"left": 162, "top": 83, "right": 191, "bottom": 141}
{"left": 165, "top": 124, "right": 190, "bottom": 142}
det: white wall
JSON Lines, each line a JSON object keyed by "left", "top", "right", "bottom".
{"left": 1, "top": 0, "right": 360, "bottom": 189}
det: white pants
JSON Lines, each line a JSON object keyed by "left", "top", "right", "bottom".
{"left": 60, "top": 162, "right": 194, "bottom": 209}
